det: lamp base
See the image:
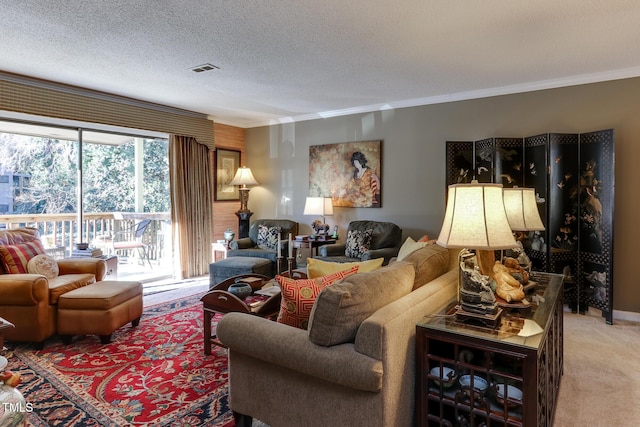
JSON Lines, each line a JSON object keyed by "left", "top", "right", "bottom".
{"left": 235, "top": 210, "right": 253, "bottom": 239}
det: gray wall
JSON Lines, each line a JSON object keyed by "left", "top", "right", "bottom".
{"left": 245, "top": 77, "right": 640, "bottom": 315}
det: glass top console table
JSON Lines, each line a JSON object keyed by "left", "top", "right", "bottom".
{"left": 416, "top": 272, "right": 564, "bottom": 426}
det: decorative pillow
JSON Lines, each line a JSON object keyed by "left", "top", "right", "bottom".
{"left": 344, "top": 228, "right": 373, "bottom": 259}
{"left": 397, "top": 236, "right": 430, "bottom": 261}
{"left": 257, "top": 225, "right": 281, "bottom": 250}
{"left": 307, "top": 257, "right": 384, "bottom": 279}
{"left": 27, "top": 254, "right": 60, "bottom": 279}
{"left": 276, "top": 266, "right": 359, "bottom": 329}
{"left": 0, "top": 240, "right": 46, "bottom": 274}
{"left": 308, "top": 261, "right": 415, "bottom": 346}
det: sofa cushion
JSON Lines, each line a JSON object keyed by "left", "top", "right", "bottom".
{"left": 0, "top": 240, "right": 47, "bottom": 274}
{"left": 402, "top": 243, "right": 450, "bottom": 290}
{"left": 308, "top": 261, "right": 415, "bottom": 346}
{"left": 276, "top": 266, "right": 359, "bottom": 329}
{"left": 48, "top": 273, "right": 97, "bottom": 304}
{"left": 307, "top": 257, "right": 384, "bottom": 279}
{"left": 27, "top": 254, "right": 60, "bottom": 279}
{"left": 345, "top": 228, "right": 373, "bottom": 258}
{"left": 257, "top": 225, "right": 281, "bottom": 250}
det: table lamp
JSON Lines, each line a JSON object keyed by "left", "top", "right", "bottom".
{"left": 502, "top": 187, "right": 545, "bottom": 271}
{"left": 502, "top": 187, "right": 544, "bottom": 234}
{"left": 303, "top": 196, "right": 333, "bottom": 235}
{"left": 229, "top": 166, "right": 258, "bottom": 239}
{"left": 436, "top": 181, "right": 517, "bottom": 324}
{"left": 229, "top": 166, "right": 259, "bottom": 212}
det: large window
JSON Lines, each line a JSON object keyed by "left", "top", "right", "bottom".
{"left": 0, "top": 123, "right": 169, "bottom": 216}
{"left": 0, "top": 120, "right": 171, "bottom": 280}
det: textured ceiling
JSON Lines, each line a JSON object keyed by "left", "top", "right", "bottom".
{"left": 1, "top": 0, "right": 640, "bottom": 128}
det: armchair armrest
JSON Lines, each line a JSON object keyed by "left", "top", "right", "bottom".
{"left": 318, "top": 243, "right": 346, "bottom": 257}
{"left": 0, "top": 274, "right": 49, "bottom": 305}
{"left": 57, "top": 257, "right": 107, "bottom": 281}
{"left": 229, "top": 237, "right": 254, "bottom": 250}
{"left": 217, "top": 312, "right": 382, "bottom": 392}
{"left": 362, "top": 248, "right": 400, "bottom": 265}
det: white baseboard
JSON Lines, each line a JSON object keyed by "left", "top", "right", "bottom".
{"left": 568, "top": 306, "right": 640, "bottom": 324}
{"left": 613, "top": 309, "right": 640, "bottom": 324}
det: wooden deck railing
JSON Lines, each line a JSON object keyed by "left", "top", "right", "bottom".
{"left": 0, "top": 212, "right": 171, "bottom": 262}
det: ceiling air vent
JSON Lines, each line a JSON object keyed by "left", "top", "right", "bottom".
{"left": 190, "top": 63, "right": 220, "bottom": 73}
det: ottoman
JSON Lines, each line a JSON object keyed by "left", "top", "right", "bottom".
{"left": 57, "top": 280, "right": 143, "bottom": 344}
{"left": 209, "top": 256, "right": 272, "bottom": 288}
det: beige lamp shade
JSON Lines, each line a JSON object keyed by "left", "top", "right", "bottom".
{"left": 502, "top": 187, "right": 545, "bottom": 231}
{"left": 229, "top": 166, "right": 258, "bottom": 187}
{"left": 436, "top": 182, "right": 517, "bottom": 250}
{"left": 303, "top": 197, "right": 334, "bottom": 217}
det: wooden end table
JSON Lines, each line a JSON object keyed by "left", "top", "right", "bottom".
{"left": 416, "top": 272, "right": 564, "bottom": 426}
{"left": 292, "top": 238, "right": 336, "bottom": 258}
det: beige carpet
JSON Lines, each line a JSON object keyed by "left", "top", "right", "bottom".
{"left": 554, "top": 309, "right": 640, "bottom": 426}
{"left": 147, "top": 283, "right": 639, "bottom": 426}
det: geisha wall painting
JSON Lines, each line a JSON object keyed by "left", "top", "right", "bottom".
{"left": 309, "top": 140, "right": 382, "bottom": 208}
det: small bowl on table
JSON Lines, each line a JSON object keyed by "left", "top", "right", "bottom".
{"left": 458, "top": 374, "right": 488, "bottom": 392}
{"left": 495, "top": 383, "right": 523, "bottom": 408}
{"left": 429, "top": 366, "right": 457, "bottom": 388}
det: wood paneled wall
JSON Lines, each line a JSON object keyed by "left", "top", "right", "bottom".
{"left": 212, "top": 123, "right": 245, "bottom": 245}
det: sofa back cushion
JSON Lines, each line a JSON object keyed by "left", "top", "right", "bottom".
{"left": 307, "top": 261, "right": 415, "bottom": 346}
{"left": 307, "top": 257, "right": 384, "bottom": 279}
{"left": 401, "top": 243, "right": 451, "bottom": 290}
{"left": 0, "top": 227, "right": 40, "bottom": 246}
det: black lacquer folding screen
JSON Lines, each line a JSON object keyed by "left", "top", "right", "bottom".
{"left": 445, "top": 129, "right": 615, "bottom": 323}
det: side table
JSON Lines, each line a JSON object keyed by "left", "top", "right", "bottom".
{"left": 211, "top": 242, "right": 228, "bottom": 261}
{"left": 416, "top": 272, "right": 564, "bottom": 426}
{"left": 292, "top": 238, "right": 336, "bottom": 259}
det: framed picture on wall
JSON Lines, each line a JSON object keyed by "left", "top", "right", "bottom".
{"left": 309, "top": 140, "right": 382, "bottom": 208}
{"left": 215, "top": 148, "right": 240, "bottom": 201}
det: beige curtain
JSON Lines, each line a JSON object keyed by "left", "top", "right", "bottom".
{"left": 169, "top": 134, "right": 214, "bottom": 279}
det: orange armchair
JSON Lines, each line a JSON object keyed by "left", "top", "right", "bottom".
{"left": 0, "top": 228, "right": 106, "bottom": 345}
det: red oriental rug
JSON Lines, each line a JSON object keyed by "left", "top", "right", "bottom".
{"left": 5, "top": 294, "right": 235, "bottom": 427}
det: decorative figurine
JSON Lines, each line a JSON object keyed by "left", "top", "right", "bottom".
{"left": 311, "top": 220, "right": 329, "bottom": 235}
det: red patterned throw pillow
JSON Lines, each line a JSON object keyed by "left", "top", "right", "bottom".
{"left": 0, "top": 240, "right": 47, "bottom": 274}
{"left": 276, "top": 266, "right": 359, "bottom": 329}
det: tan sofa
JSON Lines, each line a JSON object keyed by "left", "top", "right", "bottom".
{"left": 0, "top": 228, "right": 106, "bottom": 345}
{"left": 217, "top": 243, "right": 460, "bottom": 427}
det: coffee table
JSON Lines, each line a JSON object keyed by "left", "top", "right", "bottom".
{"left": 201, "top": 274, "right": 280, "bottom": 354}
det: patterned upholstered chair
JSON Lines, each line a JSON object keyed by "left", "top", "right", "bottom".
{"left": 317, "top": 220, "right": 402, "bottom": 265}
{"left": 227, "top": 219, "right": 299, "bottom": 276}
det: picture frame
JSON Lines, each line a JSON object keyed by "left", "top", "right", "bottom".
{"left": 214, "top": 148, "right": 240, "bottom": 201}
{"left": 309, "top": 140, "right": 382, "bottom": 208}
